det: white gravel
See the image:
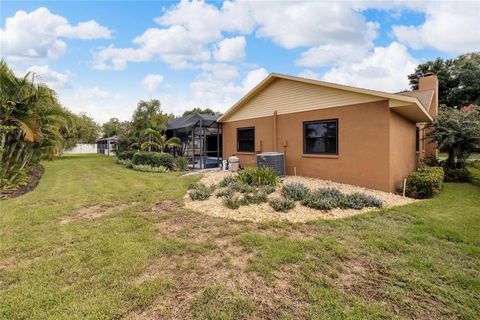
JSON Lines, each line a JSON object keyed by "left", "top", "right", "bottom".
{"left": 183, "top": 170, "right": 416, "bottom": 223}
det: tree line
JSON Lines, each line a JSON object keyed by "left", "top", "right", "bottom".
{"left": 0, "top": 61, "right": 100, "bottom": 190}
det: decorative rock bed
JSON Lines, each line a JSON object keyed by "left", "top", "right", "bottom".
{"left": 183, "top": 170, "right": 416, "bottom": 223}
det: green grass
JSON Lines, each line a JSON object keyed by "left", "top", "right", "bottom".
{"left": 1, "top": 154, "right": 479, "bottom": 319}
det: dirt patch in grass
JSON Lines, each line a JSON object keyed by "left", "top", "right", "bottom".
{"left": 126, "top": 211, "right": 310, "bottom": 319}
{"left": 0, "top": 165, "right": 44, "bottom": 200}
{"left": 58, "top": 203, "right": 131, "bottom": 224}
{"left": 336, "top": 258, "right": 450, "bottom": 320}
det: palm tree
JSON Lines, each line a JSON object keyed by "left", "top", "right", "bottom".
{"left": 140, "top": 128, "right": 181, "bottom": 152}
{"left": 1, "top": 60, "right": 73, "bottom": 189}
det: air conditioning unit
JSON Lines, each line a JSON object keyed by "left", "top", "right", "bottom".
{"left": 256, "top": 152, "right": 285, "bottom": 177}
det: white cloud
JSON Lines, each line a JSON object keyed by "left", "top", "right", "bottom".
{"left": 296, "top": 42, "right": 374, "bottom": 68}
{"left": 0, "top": 7, "right": 111, "bottom": 60}
{"left": 297, "top": 70, "right": 321, "bottom": 81}
{"left": 141, "top": 74, "right": 164, "bottom": 93}
{"left": 188, "top": 67, "right": 268, "bottom": 112}
{"left": 322, "top": 42, "right": 418, "bottom": 92}
{"left": 250, "top": 2, "right": 378, "bottom": 50}
{"left": 213, "top": 36, "right": 246, "bottom": 62}
{"left": 60, "top": 87, "right": 135, "bottom": 123}
{"left": 24, "top": 65, "right": 71, "bottom": 90}
{"left": 92, "top": 1, "right": 379, "bottom": 70}
{"left": 392, "top": 2, "right": 480, "bottom": 54}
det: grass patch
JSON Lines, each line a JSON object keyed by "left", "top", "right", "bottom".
{"left": 1, "top": 154, "right": 479, "bottom": 319}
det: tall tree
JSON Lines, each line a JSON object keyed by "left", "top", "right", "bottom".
{"left": 408, "top": 52, "right": 480, "bottom": 107}
{"left": 428, "top": 106, "right": 480, "bottom": 169}
{"left": 0, "top": 60, "right": 74, "bottom": 189}
{"left": 101, "top": 117, "right": 121, "bottom": 138}
{"left": 182, "top": 107, "right": 222, "bottom": 117}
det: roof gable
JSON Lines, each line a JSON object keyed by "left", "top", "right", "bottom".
{"left": 218, "top": 73, "right": 432, "bottom": 123}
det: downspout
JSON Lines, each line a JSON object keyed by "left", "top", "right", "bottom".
{"left": 273, "top": 110, "right": 278, "bottom": 152}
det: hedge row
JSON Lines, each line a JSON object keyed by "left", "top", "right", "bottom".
{"left": 132, "top": 151, "right": 174, "bottom": 168}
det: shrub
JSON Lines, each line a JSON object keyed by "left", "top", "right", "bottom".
{"left": 218, "top": 175, "right": 238, "bottom": 187}
{"left": 216, "top": 187, "right": 234, "bottom": 198}
{"left": 117, "top": 150, "right": 137, "bottom": 160}
{"left": 236, "top": 167, "right": 280, "bottom": 186}
{"left": 444, "top": 168, "right": 472, "bottom": 182}
{"left": 301, "top": 188, "right": 344, "bottom": 210}
{"left": 132, "top": 152, "right": 174, "bottom": 168}
{"left": 238, "top": 183, "right": 256, "bottom": 194}
{"left": 422, "top": 155, "right": 441, "bottom": 167}
{"left": 282, "top": 183, "right": 309, "bottom": 201}
{"left": 223, "top": 194, "right": 243, "bottom": 209}
{"left": 116, "top": 159, "right": 133, "bottom": 168}
{"left": 241, "top": 190, "right": 268, "bottom": 205}
{"left": 259, "top": 184, "right": 276, "bottom": 195}
{"left": 405, "top": 166, "right": 444, "bottom": 199}
{"left": 340, "top": 192, "right": 383, "bottom": 210}
{"left": 173, "top": 156, "right": 188, "bottom": 171}
{"left": 269, "top": 197, "right": 296, "bottom": 212}
{"left": 132, "top": 164, "right": 167, "bottom": 173}
{"left": 188, "top": 183, "right": 215, "bottom": 201}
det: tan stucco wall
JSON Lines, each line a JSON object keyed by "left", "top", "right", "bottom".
{"left": 222, "top": 100, "right": 409, "bottom": 192}
{"left": 389, "top": 110, "right": 417, "bottom": 191}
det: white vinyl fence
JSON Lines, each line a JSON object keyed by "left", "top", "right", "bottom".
{"left": 64, "top": 144, "right": 97, "bottom": 154}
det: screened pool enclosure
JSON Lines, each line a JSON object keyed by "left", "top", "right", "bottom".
{"left": 166, "top": 114, "right": 222, "bottom": 169}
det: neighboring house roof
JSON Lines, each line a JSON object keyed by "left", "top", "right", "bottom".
{"left": 218, "top": 73, "right": 433, "bottom": 123}
{"left": 397, "top": 89, "right": 434, "bottom": 112}
{"left": 167, "top": 114, "right": 219, "bottom": 130}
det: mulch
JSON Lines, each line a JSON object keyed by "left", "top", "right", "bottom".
{"left": 0, "top": 165, "right": 44, "bottom": 200}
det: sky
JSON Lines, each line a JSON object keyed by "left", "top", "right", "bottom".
{"left": 1, "top": 0, "right": 479, "bottom": 123}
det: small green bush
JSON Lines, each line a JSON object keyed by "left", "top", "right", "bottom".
{"left": 237, "top": 167, "right": 280, "bottom": 186}
{"left": 218, "top": 175, "right": 238, "bottom": 187}
{"left": 223, "top": 194, "right": 243, "bottom": 209}
{"left": 269, "top": 197, "right": 296, "bottom": 212}
{"left": 216, "top": 187, "right": 234, "bottom": 198}
{"left": 117, "top": 150, "right": 137, "bottom": 160}
{"left": 132, "top": 164, "right": 167, "bottom": 173}
{"left": 173, "top": 156, "right": 188, "bottom": 171}
{"left": 444, "top": 168, "right": 472, "bottom": 182}
{"left": 405, "top": 166, "right": 444, "bottom": 199}
{"left": 188, "top": 183, "right": 215, "bottom": 201}
{"left": 340, "top": 192, "right": 383, "bottom": 209}
{"left": 422, "top": 155, "right": 442, "bottom": 167}
{"left": 238, "top": 183, "right": 256, "bottom": 194}
{"left": 259, "top": 184, "right": 276, "bottom": 195}
{"left": 132, "top": 152, "right": 174, "bottom": 168}
{"left": 301, "top": 188, "right": 344, "bottom": 210}
{"left": 241, "top": 190, "right": 268, "bottom": 205}
{"left": 282, "top": 183, "right": 309, "bottom": 201}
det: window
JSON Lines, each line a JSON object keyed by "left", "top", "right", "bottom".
{"left": 303, "top": 119, "right": 338, "bottom": 155}
{"left": 237, "top": 127, "right": 255, "bottom": 152}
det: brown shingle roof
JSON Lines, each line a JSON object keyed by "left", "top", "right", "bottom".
{"left": 397, "top": 90, "right": 434, "bottom": 111}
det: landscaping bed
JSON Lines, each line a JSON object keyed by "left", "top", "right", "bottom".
{"left": 184, "top": 170, "right": 415, "bottom": 223}
{"left": 0, "top": 165, "right": 44, "bottom": 200}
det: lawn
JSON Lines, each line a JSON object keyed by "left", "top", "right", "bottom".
{"left": 1, "top": 154, "right": 479, "bottom": 319}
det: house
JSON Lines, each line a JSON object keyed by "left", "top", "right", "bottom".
{"left": 218, "top": 73, "right": 438, "bottom": 192}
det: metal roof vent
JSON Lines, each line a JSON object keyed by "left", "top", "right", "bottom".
{"left": 256, "top": 152, "right": 285, "bottom": 177}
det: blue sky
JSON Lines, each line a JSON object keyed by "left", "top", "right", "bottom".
{"left": 1, "top": 1, "right": 479, "bottom": 122}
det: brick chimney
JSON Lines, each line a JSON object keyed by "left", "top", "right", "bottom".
{"left": 418, "top": 73, "right": 438, "bottom": 117}
{"left": 418, "top": 72, "right": 439, "bottom": 159}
